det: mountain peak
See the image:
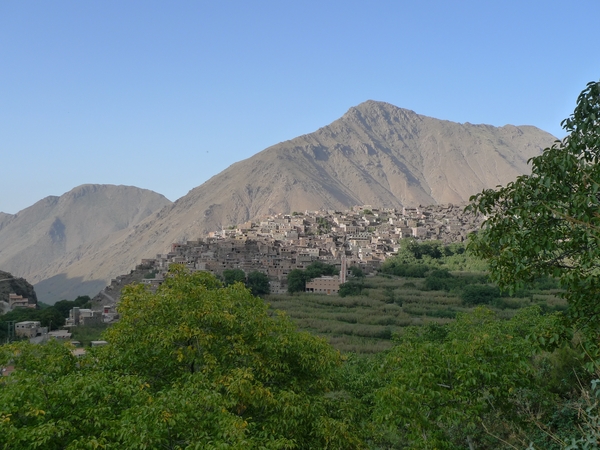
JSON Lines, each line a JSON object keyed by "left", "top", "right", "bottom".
{"left": 341, "top": 100, "right": 421, "bottom": 129}
{"left": 347, "top": 99, "right": 414, "bottom": 114}
{"left": 1, "top": 105, "right": 557, "bottom": 303}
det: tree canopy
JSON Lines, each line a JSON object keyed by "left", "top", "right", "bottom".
{"left": 222, "top": 268, "right": 246, "bottom": 286}
{"left": 0, "top": 267, "right": 362, "bottom": 449}
{"left": 245, "top": 270, "right": 270, "bottom": 297}
{"left": 467, "top": 81, "right": 600, "bottom": 333}
{"left": 0, "top": 266, "right": 592, "bottom": 448}
{"left": 372, "top": 307, "right": 565, "bottom": 449}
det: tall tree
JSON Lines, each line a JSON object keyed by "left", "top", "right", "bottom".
{"left": 222, "top": 268, "right": 246, "bottom": 286}
{"left": 372, "top": 307, "right": 563, "bottom": 449}
{"left": 467, "top": 81, "right": 600, "bottom": 334}
{"left": 287, "top": 269, "right": 307, "bottom": 294}
{"left": 245, "top": 271, "right": 270, "bottom": 297}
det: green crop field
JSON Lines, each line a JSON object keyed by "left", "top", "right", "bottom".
{"left": 267, "top": 271, "right": 566, "bottom": 353}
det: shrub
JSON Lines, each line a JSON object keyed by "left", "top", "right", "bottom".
{"left": 460, "top": 285, "right": 501, "bottom": 306}
{"left": 380, "top": 262, "right": 430, "bottom": 278}
{"left": 339, "top": 281, "right": 365, "bottom": 297}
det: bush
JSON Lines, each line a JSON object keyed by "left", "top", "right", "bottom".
{"left": 381, "top": 263, "right": 430, "bottom": 278}
{"left": 339, "top": 281, "right": 365, "bottom": 297}
{"left": 428, "top": 309, "right": 457, "bottom": 319}
{"left": 492, "top": 298, "right": 523, "bottom": 310}
{"left": 424, "top": 270, "right": 454, "bottom": 291}
{"left": 460, "top": 285, "right": 501, "bottom": 306}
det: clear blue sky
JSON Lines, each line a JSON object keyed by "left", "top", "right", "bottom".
{"left": 1, "top": 1, "right": 598, "bottom": 214}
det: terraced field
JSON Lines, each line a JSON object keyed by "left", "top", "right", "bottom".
{"left": 267, "top": 273, "right": 566, "bottom": 353}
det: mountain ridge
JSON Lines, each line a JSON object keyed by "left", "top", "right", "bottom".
{"left": 0, "top": 184, "right": 172, "bottom": 302}
{"left": 2, "top": 101, "right": 557, "bottom": 303}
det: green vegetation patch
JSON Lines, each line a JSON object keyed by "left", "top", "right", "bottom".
{"left": 269, "top": 263, "right": 565, "bottom": 353}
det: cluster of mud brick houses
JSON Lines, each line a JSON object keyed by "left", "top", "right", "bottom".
{"left": 102, "top": 204, "right": 483, "bottom": 298}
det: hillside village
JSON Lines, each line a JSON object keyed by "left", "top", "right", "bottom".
{"left": 1, "top": 203, "right": 482, "bottom": 347}
{"left": 99, "top": 203, "right": 484, "bottom": 303}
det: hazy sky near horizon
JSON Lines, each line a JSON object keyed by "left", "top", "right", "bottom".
{"left": 1, "top": 1, "right": 598, "bottom": 214}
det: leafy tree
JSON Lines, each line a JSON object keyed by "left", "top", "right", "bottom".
{"left": 385, "top": 240, "right": 487, "bottom": 273}
{"left": 379, "top": 262, "right": 430, "bottom": 278}
{"left": 38, "top": 307, "right": 65, "bottom": 330}
{"left": 305, "top": 261, "right": 337, "bottom": 279}
{"left": 316, "top": 217, "right": 332, "bottom": 234}
{"left": 461, "top": 81, "right": 600, "bottom": 446}
{"left": 287, "top": 268, "right": 307, "bottom": 294}
{"left": 69, "top": 322, "right": 110, "bottom": 346}
{"left": 0, "top": 341, "right": 150, "bottom": 449}
{"left": 338, "top": 280, "right": 365, "bottom": 297}
{"left": 245, "top": 270, "right": 270, "bottom": 297}
{"left": 417, "top": 241, "right": 443, "bottom": 259}
{"left": 424, "top": 268, "right": 455, "bottom": 291}
{"left": 0, "top": 266, "right": 363, "bottom": 448}
{"left": 460, "top": 284, "right": 501, "bottom": 306}
{"left": 372, "top": 307, "right": 563, "bottom": 449}
{"left": 222, "top": 268, "right": 246, "bottom": 286}
{"left": 397, "top": 239, "right": 444, "bottom": 260}
{"left": 349, "top": 266, "right": 365, "bottom": 278}
{"left": 52, "top": 295, "right": 91, "bottom": 318}
{"left": 467, "top": 81, "right": 600, "bottom": 334}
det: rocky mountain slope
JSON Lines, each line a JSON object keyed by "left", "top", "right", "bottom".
{"left": 3, "top": 101, "right": 557, "bottom": 303}
{"left": 0, "top": 185, "right": 171, "bottom": 302}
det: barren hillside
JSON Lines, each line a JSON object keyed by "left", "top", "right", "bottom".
{"left": 3, "top": 102, "right": 556, "bottom": 302}
{"left": 0, "top": 184, "right": 171, "bottom": 302}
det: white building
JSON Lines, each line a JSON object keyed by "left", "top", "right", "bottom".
{"left": 15, "top": 321, "right": 44, "bottom": 338}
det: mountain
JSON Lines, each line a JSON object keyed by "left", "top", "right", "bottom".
{"left": 3, "top": 101, "right": 557, "bottom": 302}
{"left": 0, "top": 212, "right": 13, "bottom": 230}
{"left": 0, "top": 184, "right": 172, "bottom": 303}
{"left": 179, "top": 100, "right": 554, "bottom": 217}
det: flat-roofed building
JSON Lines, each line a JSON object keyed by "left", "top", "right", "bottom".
{"left": 305, "top": 276, "right": 341, "bottom": 295}
{"left": 15, "top": 321, "right": 42, "bottom": 338}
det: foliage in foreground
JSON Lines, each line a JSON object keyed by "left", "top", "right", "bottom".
{"left": 372, "top": 307, "right": 567, "bottom": 449}
{"left": 464, "top": 80, "right": 600, "bottom": 447}
{"left": 0, "top": 268, "right": 595, "bottom": 448}
{"left": 467, "top": 81, "right": 600, "bottom": 337}
{"left": 0, "top": 267, "right": 361, "bottom": 449}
